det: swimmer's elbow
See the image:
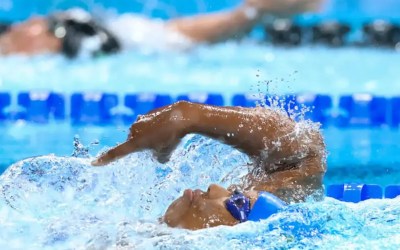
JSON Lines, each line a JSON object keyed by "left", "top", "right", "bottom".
{"left": 173, "top": 100, "right": 192, "bottom": 108}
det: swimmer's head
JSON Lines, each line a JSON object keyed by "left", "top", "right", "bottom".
{"left": 163, "top": 184, "right": 243, "bottom": 230}
{"left": 0, "top": 17, "right": 62, "bottom": 55}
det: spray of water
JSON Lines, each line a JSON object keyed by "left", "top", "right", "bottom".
{"left": 0, "top": 146, "right": 399, "bottom": 249}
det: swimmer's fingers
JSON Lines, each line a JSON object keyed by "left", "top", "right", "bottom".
{"left": 91, "top": 140, "right": 136, "bottom": 166}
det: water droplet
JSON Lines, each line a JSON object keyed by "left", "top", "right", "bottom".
{"left": 71, "top": 135, "right": 90, "bottom": 158}
{"left": 91, "top": 139, "right": 99, "bottom": 145}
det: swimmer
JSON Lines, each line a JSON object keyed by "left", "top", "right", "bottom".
{"left": 92, "top": 101, "right": 327, "bottom": 230}
{"left": 0, "top": 0, "right": 323, "bottom": 57}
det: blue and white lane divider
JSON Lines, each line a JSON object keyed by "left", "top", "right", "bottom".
{"left": 265, "top": 20, "right": 400, "bottom": 47}
{"left": 1, "top": 91, "right": 400, "bottom": 127}
{"left": 326, "top": 184, "right": 400, "bottom": 202}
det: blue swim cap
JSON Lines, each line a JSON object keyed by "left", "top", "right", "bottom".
{"left": 247, "top": 192, "right": 286, "bottom": 222}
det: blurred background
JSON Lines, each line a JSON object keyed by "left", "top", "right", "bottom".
{"left": 1, "top": 0, "right": 400, "bottom": 22}
{"left": 1, "top": 0, "right": 400, "bottom": 186}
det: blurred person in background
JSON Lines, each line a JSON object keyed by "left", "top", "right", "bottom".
{"left": 0, "top": 0, "right": 323, "bottom": 58}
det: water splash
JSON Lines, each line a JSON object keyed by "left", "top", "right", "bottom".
{"left": 71, "top": 135, "right": 99, "bottom": 158}
{"left": 0, "top": 73, "right": 390, "bottom": 249}
{"left": 248, "top": 70, "right": 315, "bottom": 125}
{"left": 0, "top": 134, "right": 399, "bottom": 249}
{"left": 71, "top": 135, "right": 89, "bottom": 158}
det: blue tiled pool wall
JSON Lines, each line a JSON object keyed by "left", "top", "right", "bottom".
{"left": 0, "top": 0, "right": 240, "bottom": 21}
{"left": 2, "top": 0, "right": 400, "bottom": 22}
{"left": 1, "top": 91, "right": 400, "bottom": 128}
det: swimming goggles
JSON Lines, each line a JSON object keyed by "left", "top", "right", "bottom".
{"left": 48, "top": 13, "right": 120, "bottom": 58}
{"left": 225, "top": 190, "right": 286, "bottom": 223}
{"left": 225, "top": 190, "right": 251, "bottom": 223}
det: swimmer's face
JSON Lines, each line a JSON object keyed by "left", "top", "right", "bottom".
{"left": 163, "top": 184, "right": 238, "bottom": 230}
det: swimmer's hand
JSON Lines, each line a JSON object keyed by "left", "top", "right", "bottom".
{"left": 91, "top": 139, "right": 137, "bottom": 166}
{"left": 245, "top": 0, "right": 324, "bottom": 16}
{"left": 91, "top": 102, "right": 189, "bottom": 166}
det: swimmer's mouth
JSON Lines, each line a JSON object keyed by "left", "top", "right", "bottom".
{"left": 183, "top": 189, "right": 203, "bottom": 203}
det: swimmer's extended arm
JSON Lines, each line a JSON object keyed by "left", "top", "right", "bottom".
{"left": 92, "top": 101, "right": 292, "bottom": 166}
{"left": 166, "top": 0, "right": 323, "bottom": 43}
{"left": 167, "top": 5, "right": 261, "bottom": 43}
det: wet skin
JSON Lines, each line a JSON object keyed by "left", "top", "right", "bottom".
{"left": 92, "top": 101, "right": 327, "bottom": 230}
{"left": 163, "top": 184, "right": 259, "bottom": 229}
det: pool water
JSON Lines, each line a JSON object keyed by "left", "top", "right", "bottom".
{"left": 1, "top": 44, "right": 400, "bottom": 248}
{"left": 1, "top": 135, "right": 399, "bottom": 249}
{"left": 0, "top": 44, "right": 399, "bottom": 96}
{"left": 1, "top": 124, "right": 400, "bottom": 186}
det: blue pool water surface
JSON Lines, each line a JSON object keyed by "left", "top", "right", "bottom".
{"left": 0, "top": 44, "right": 399, "bottom": 95}
{"left": 1, "top": 136, "right": 399, "bottom": 249}
{"left": 2, "top": 124, "right": 400, "bottom": 186}
{"left": 1, "top": 44, "right": 400, "bottom": 248}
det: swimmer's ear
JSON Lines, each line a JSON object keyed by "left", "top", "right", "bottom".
{"left": 91, "top": 140, "right": 136, "bottom": 166}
